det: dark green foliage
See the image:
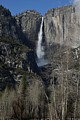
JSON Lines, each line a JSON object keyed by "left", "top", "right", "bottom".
{"left": 0, "top": 5, "right": 11, "bottom": 16}
{"left": 67, "top": 94, "right": 75, "bottom": 118}
{"left": 21, "top": 74, "right": 28, "bottom": 96}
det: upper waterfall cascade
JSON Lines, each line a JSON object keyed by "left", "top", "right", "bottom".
{"left": 36, "top": 17, "right": 48, "bottom": 67}
{"left": 36, "top": 17, "right": 44, "bottom": 59}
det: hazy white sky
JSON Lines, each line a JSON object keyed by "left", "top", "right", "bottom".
{"left": 74, "top": 0, "right": 80, "bottom": 2}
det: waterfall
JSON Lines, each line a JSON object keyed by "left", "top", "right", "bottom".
{"left": 36, "top": 17, "right": 44, "bottom": 59}
{"left": 36, "top": 17, "right": 48, "bottom": 66}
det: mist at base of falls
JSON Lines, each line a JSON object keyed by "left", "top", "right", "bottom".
{"left": 36, "top": 17, "right": 48, "bottom": 67}
{"left": 36, "top": 58, "right": 48, "bottom": 67}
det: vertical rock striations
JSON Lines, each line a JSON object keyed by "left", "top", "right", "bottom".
{"left": 43, "top": 5, "right": 80, "bottom": 72}
{"left": 44, "top": 5, "right": 80, "bottom": 48}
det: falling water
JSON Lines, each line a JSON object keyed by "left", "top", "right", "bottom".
{"left": 36, "top": 17, "right": 48, "bottom": 66}
{"left": 36, "top": 17, "right": 44, "bottom": 59}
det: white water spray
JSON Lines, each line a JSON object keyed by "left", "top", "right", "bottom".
{"left": 36, "top": 17, "right": 44, "bottom": 59}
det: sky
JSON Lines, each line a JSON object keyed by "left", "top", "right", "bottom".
{"left": 0, "top": 0, "right": 73, "bottom": 15}
{"left": 74, "top": 0, "right": 80, "bottom": 2}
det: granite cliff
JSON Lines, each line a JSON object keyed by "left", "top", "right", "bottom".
{"left": 43, "top": 5, "right": 80, "bottom": 77}
{"left": 44, "top": 5, "right": 80, "bottom": 48}
{"left": 15, "top": 10, "right": 42, "bottom": 49}
{"left": 0, "top": 5, "right": 41, "bottom": 90}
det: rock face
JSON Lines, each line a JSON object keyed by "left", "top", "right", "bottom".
{"left": 42, "top": 6, "right": 80, "bottom": 89}
{"left": 44, "top": 5, "right": 80, "bottom": 48}
{"left": 0, "top": 37, "right": 40, "bottom": 90}
{"left": 15, "top": 10, "right": 42, "bottom": 48}
{"left": 0, "top": 5, "right": 21, "bottom": 40}
{"left": 43, "top": 5, "right": 80, "bottom": 79}
{"left": 0, "top": 5, "right": 42, "bottom": 49}
{"left": 0, "top": 5, "right": 42, "bottom": 90}
{"left": 44, "top": 6, "right": 80, "bottom": 72}
{"left": 0, "top": 6, "right": 42, "bottom": 90}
